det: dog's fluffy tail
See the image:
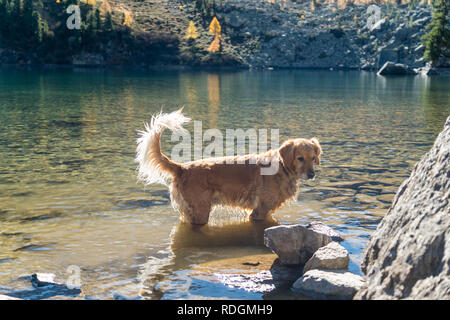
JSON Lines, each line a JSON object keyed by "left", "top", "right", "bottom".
{"left": 136, "top": 108, "right": 190, "bottom": 186}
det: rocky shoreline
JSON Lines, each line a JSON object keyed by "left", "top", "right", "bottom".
{"left": 1, "top": 1, "right": 448, "bottom": 72}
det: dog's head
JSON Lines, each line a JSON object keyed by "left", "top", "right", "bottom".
{"left": 278, "top": 138, "right": 322, "bottom": 180}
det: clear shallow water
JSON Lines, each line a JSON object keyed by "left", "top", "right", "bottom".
{"left": 0, "top": 68, "right": 448, "bottom": 299}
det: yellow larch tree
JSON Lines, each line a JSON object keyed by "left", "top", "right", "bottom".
{"left": 100, "top": 0, "right": 112, "bottom": 14}
{"left": 123, "top": 10, "right": 133, "bottom": 27}
{"left": 185, "top": 21, "right": 198, "bottom": 40}
{"left": 208, "top": 17, "right": 221, "bottom": 53}
{"left": 207, "top": 35, "right": 220, "bottom": 53}
{"left": 81, "top": 0, "right": 96, "bottom": 5}
{"left": 209, "top": 17, "right": 221, "bottom": 37}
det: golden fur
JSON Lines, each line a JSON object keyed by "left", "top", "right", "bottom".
{"left": 136, "top": 109, "right": 322, "bottom": 225}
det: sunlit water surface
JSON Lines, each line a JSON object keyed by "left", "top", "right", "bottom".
{"left": 0, "top": 68, "right": 448, "bottom": 299}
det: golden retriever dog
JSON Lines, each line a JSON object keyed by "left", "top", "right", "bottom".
{"left": 136, "top": 109, "right": 322, "bottom": 225}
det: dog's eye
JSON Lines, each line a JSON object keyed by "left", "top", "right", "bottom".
{"left": 298, "top": 157, "right": 304, "bottom": 162}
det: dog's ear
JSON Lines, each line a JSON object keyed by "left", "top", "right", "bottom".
{"left": 279, "top": 140, "right": 295, "bottom": 173}
{"left": 310, "top": 137, "right": 322, "bottom": 165}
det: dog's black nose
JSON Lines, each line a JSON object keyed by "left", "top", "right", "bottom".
{"left": 307, "top": 171, "right": 315, "bottom": 179}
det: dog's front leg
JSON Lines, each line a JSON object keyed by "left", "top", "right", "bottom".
{"left": 188, "top": 202, "right": 212, "bottom": 225}
{"left": 250, "top": 206, "right": 270, "bottom": 221}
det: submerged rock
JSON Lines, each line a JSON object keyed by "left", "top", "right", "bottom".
{"left": 303, "top": 242, "right": 349, "bottom": 273}
{"left": 355, "top": 116, "right": 450, "bottom": 300}
{"left": 293, "top": 270, "right": 365, "bottom": 300}
{"left": 190, "top": 254, "right": 302, "bottom": 296}
{"left": 264, "top": 224, "right": 330, "bottom": 265}
{"left": 377, "top": 61, "right": 418, "bottom": 75}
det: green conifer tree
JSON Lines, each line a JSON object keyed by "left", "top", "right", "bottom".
{"left": 422, "top": 0, "right": 450, "bottom": 65}
{"left": 105, "top": 11, "right": 113, "bottom": 31}
{"left": 31, "top": 10, "right": 42, "bottom": 44}
{"left": 95, "top": 8, "right": 101, "bottom": 30}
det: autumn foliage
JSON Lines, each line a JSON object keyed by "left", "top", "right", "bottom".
{"left": 123, "top": 10, "right": 133, "bottom": 27}
{"left": 207, "top": 35, "right": 221, "bottom": 52}
{"left": 209, "top": 16, "right": 221, "bottom": 37}
{"left": 185, "top": 21, "right": 198, "bottom": 40}
{"left": 206, "top": 17, "right": 221, "bottom": 53}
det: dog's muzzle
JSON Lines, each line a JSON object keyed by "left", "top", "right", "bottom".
{"left": 307, "top": 170, "right": 315, "bottom": 180}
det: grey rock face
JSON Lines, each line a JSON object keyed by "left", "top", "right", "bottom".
{"left": 355, "top": 116, "right": 450, "bottom": 300}
{"left": 293, "top": 270, "right": 365, "bottom": 300}
{"left": 303, "top": 242, "right": 350, "bottom": 273}
{"left": 264, "top": 224, "right": 330, "bottom": 265}
{"left": 377, "top": 61, "right": 418, "bottom": 75}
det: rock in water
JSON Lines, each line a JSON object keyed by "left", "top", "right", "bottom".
{"left": 31, "top": 273, "right": 57, "bottom": 287}
{"left": 0, "top": 294, "right": 21, "bottom": 300}
{"left": 306, "top": 222, "right": 344, "bottom": 242}
{"left": 355, "top": 116, "right": 450, "bottom": 300}
{"left": 377, "top": 61, "right": 418, "bottom": 75}
{"left": 292, "top": 270, "right": 365, "bottom": 300}
{"left": 264, "top": 224, "right": 330, "bottom": 265}
{"left": 303, "top": 242, "right": 350, "bottom": 273}
{"left": 30, "top": 273, "right": 82, "bottom": 296}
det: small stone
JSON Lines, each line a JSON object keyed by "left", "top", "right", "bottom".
{"left": 264, "top": 224, "right": 330, "bottom": 265}
{"left": 292, "top": 269, "right": 365, "bottom": 300}
{"left": 303, "top": 242, "right": 350, "bottom": 273}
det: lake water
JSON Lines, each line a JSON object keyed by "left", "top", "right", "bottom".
{"left": 0, "top": 68, "right": 448, "bottom": 299}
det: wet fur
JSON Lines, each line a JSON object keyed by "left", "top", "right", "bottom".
{"left": 136, "top": 109, "right": 322, "bottom": 225}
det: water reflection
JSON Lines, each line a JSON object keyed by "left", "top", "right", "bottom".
{"left": 421, "top": 76, "right": 450, "bottom": 134}
{"left": 139, "top": 218, "right": 295, "bottom": 300}
{"left": 171, "top": 219, "right": 278, "bottom": 250}
{"left": 207, "top": 73, "right": 220, "bottom": 127}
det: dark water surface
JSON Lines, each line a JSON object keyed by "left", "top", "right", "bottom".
{"left": 0, "top": 68, "right": 448, "bottom": 299}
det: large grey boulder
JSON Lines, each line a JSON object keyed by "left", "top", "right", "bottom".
{"left": 293, "top": 270, "right": 365, "bottom": 300}
{"left": 303, "top": 242, "right": 350, "bottom": 273}
{"left": 355, "top": 116, "right": 450, "bottom": 300}
{"left": 264, "top": 224, "right": 330, "bottom": 265}
{"left": 377, "top": 61, "right": 418, "bottom": 75}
